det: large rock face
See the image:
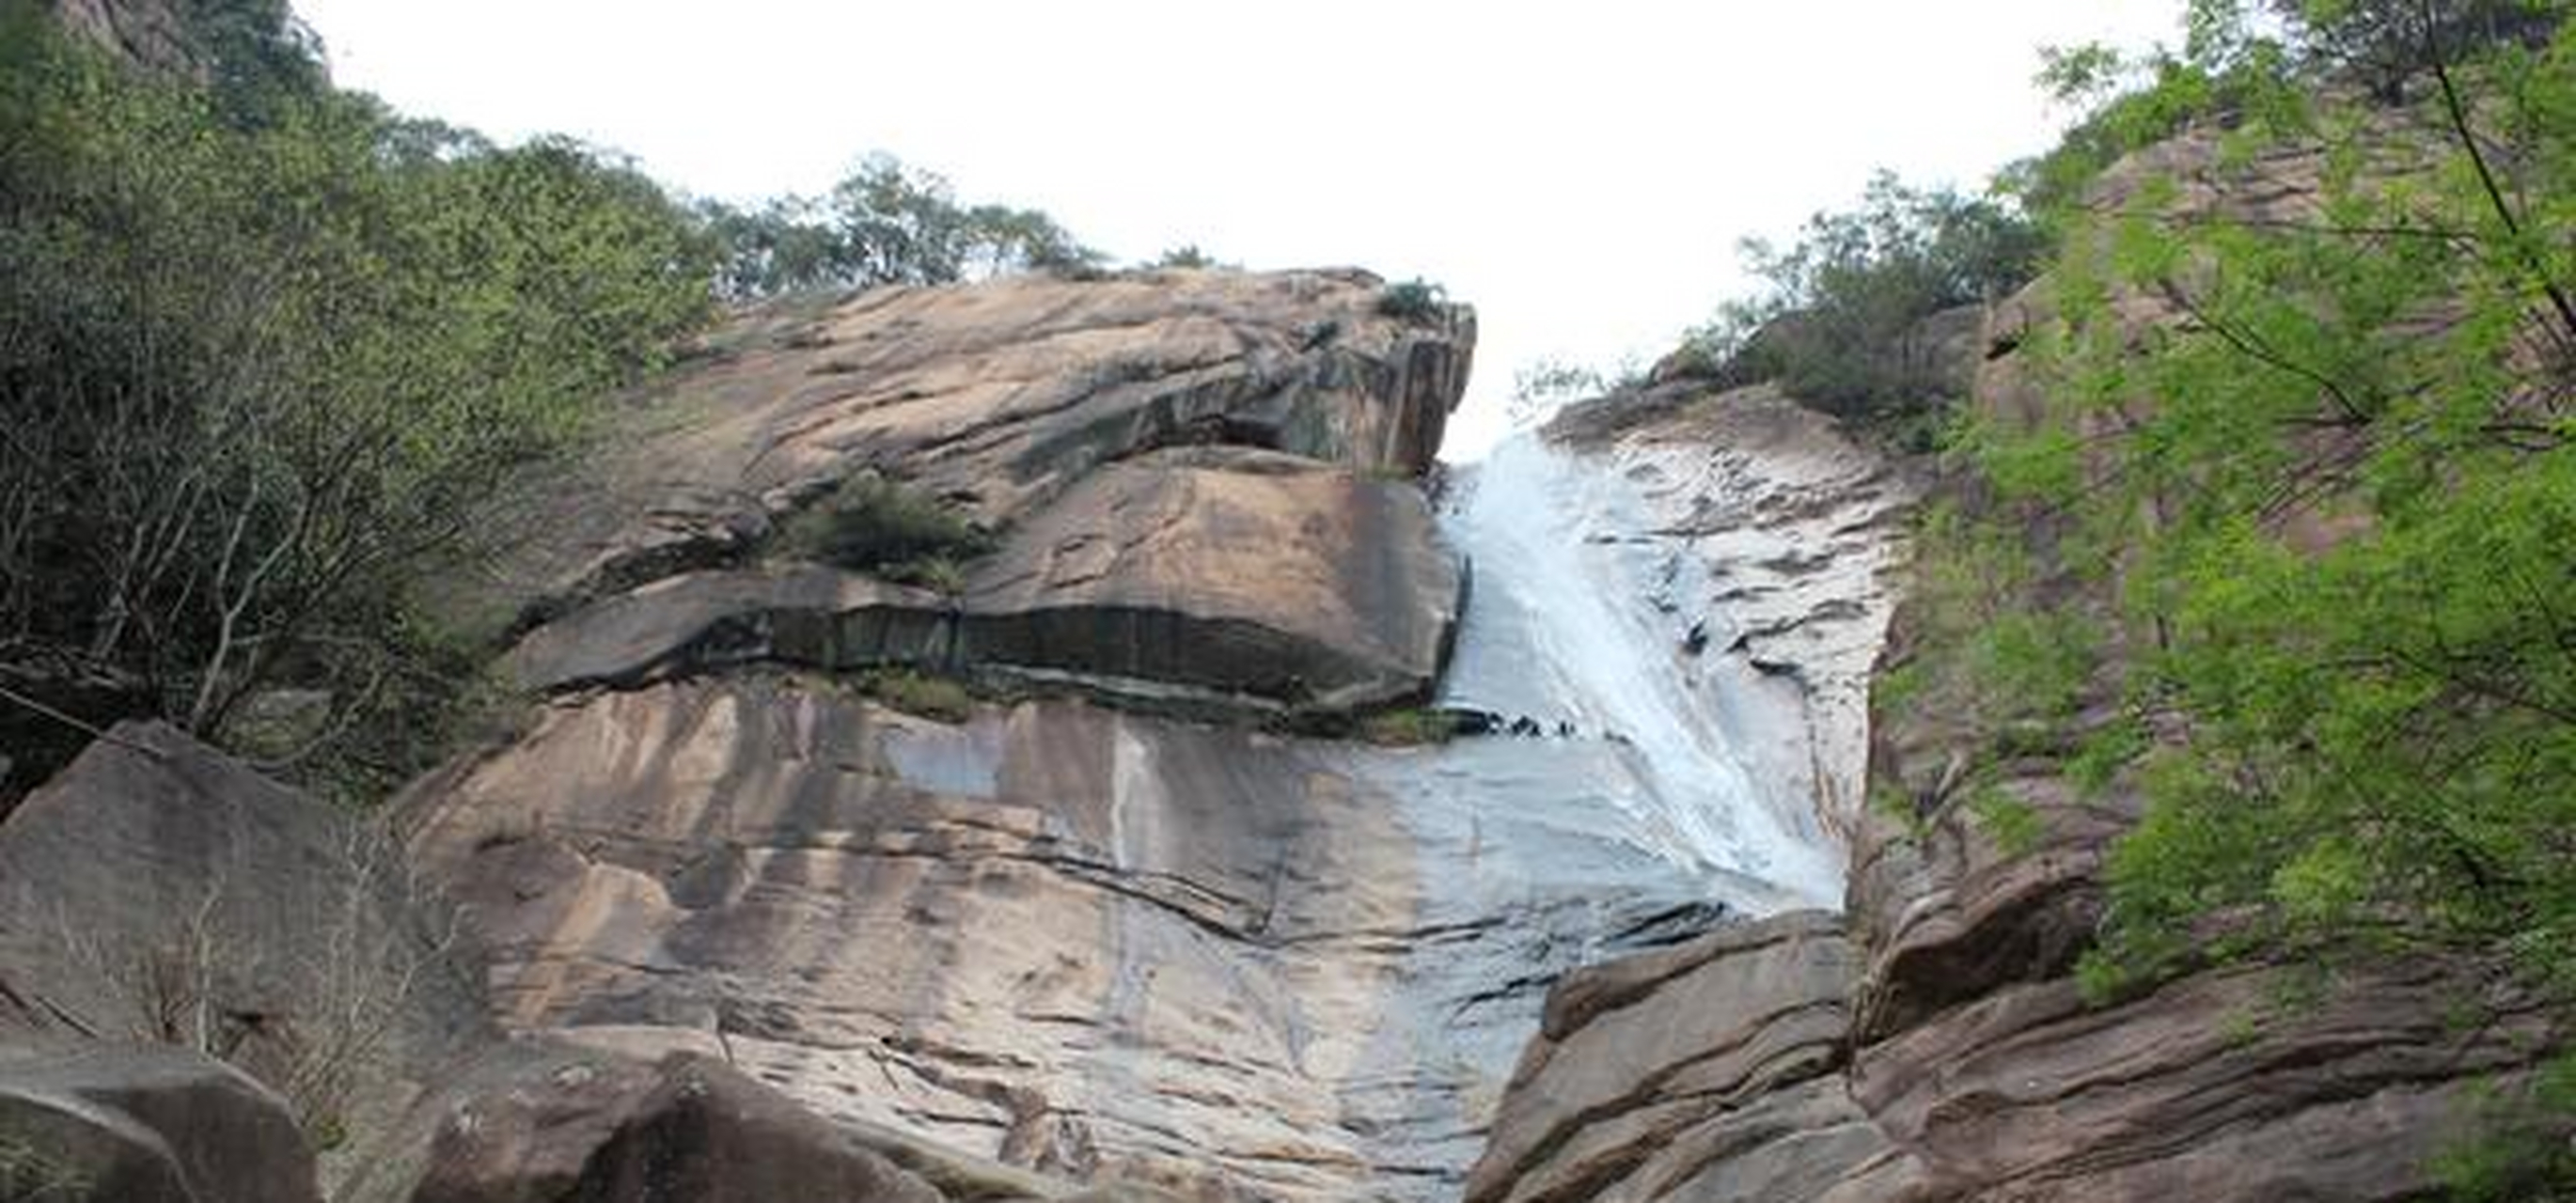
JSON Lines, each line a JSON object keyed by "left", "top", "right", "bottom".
{"left": 448, "top": 269, "right": 1473, "bottom": 638}
{"left": 402, "top": 682, "right": 1432, "bottom": 1195}
{"left": 382, "top": 267, "right": 1532, "bottom": 1199}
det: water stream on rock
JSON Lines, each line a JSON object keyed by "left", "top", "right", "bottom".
{"left": 1321, "top": 430, "right": 1852, "bottom": 1183}
{"left": 1432, "top": 433, "right": 1844, "bottom": 906}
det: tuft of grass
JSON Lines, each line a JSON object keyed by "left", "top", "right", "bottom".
{"left": 0, "top": 1137, "right": 87, "bottom": 1201}
{"left": 1967, "top": 782, "right": 2046, "bottom": 856}
{"left": 859, "top": 668, "right": 973, "bottom": 724}
{"left": 1359, "top": 708, "right": 1456, "bottom": 746}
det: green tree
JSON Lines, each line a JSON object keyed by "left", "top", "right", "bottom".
{"left": 1968, "top": 0, "right": 2576, "bottom": 1008}
{"left": 699, "top": 154, "right": 1099, "bottom": 298}
{"left": 0, "top": 9, "right": 712, "bottom": 791}
{"left": 1691, "top": 172, "right": 2047, "bottom": 419}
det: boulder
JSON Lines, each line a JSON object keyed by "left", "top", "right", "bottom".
{"left": 0, "top": 1039, "right": 321, "bottom": 1203}
{"left": 1462, "top": 912, "right": 1927, "bottom": 1203}
{"left": 401, "top": 1050, "right": 944, "bottom": 1203}
{"left": 959, "top": 446, "right": 1461, "bottom": 711}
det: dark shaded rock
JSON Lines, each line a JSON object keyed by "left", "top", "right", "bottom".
{"left": 501, "top": 566, "right": 953, "bottom": 694}
{"left": 404, "top": 1051, "right": 943, "bottom": 1203}
{"left": 0, "top": 1039, "right": 322, "bottom": 1203}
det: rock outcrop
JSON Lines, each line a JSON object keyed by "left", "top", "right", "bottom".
{"left": 504, "top": 446, "right": 1463, "bottom": 714}
{"left": 0, "top": 722, "right": 489, "bottom": 1192}
{"left": 448, "top": 269, "right": 1472, "bottom": 640}
{"left": 39, "top": 0, "right": 206, "bottom": 76}
{"left": 0, "top": 725, "right": 1170, "bottom": 1203}
{"left": 372, "top": 267, "right": 1523, "bottom": 1199}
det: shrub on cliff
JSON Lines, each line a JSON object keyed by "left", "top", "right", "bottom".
{"left": 774, "top": 477, "right": 994, "bottom": 591}
{"left": 1686, "top": 172, "right": 2047, "bottom": 422}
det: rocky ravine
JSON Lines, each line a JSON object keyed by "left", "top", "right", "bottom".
{"left": 385, "top": 268, "right": 1908, "bottom": 1199}
{"left": 0, "top": 259, "right": 1924, "bottom": 1201}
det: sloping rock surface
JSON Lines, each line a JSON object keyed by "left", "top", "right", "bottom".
{"left": 401, "top": 678, "right": 1598, "bottom": 1197}
{"left": 449, "top": 269, "right": 1472, "bottom": 637}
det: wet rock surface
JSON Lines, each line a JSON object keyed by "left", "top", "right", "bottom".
{"left": 387, "top": 267, "right": 1893, "bottom": 1198}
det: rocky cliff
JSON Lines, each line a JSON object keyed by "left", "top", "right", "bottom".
{"left": 8, "top": 110, "right": 2553, "bottom": 1203}
{"left": 1459, "top": 125, "right": 2568, "bottom": 1202}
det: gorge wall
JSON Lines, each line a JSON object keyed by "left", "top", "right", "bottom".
{"left": 5, "top": 117, "right": 2559, "bottom": 1203}
{"left": 1456, "top": 124, "right": 2568, "bottom": 1203}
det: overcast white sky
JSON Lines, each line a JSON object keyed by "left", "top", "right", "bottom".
{"left": 294, "top": 1, "right": 2183, "bottom": 459}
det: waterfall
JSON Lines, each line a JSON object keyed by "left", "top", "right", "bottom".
{"left": 1420, "top": 432, "right": 1843, "bottom": 911}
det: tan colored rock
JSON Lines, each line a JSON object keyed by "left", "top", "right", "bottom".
{"left": 451, "top": 269, "right": 1473, "bottom": 637}
{"left": 401, "top": 678, "right": 1435, "bottom": 1198}
{"left": 1463, "top": 912, "right": 1927, "bottom": 1203}
{"left": 503, "top": 448, "right": 1465, "bottom": 713}
{"left": 960, "top": 446, "right": 1460, "bottom": 711}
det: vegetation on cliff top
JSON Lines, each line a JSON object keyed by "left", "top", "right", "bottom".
{"left": 0, "top": 0, "right": 1094, "bottom": 798}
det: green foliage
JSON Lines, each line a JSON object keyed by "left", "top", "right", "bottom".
{"left": 1689, "top": 172, "right": 2048, "bottom": 421}
{"left": 1878, "top": 502, "right": 2100, "bottom": 736}
{"left": 1150, "top": 244, "right": 1222, "bottom": 270}
{"left": 773, "top": 477, "right": 994, "bottom": 587}
{"left": 1967, "top": 783, "right": 2049, "bottom": 855}
{"left": 1375, "top": 278, "right": 1450, "bottom": 321}
{"left": 2433, "top": 1053, "right": 2576, "bottom": 1200}
{"left": 699, "top": 153, "right": 1099, "bottom": 299}
{"left": 0, "top": 12, "right": 712, "bottom": 791}
{"left": 1359, "top": 708, "right": 1458, "bottom": 746}
{"left": 1964, "top": 10, "right": 2576, "bottom": 1054}
{"left": 859, "top": 668, "right": 974, "bottom": 725}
